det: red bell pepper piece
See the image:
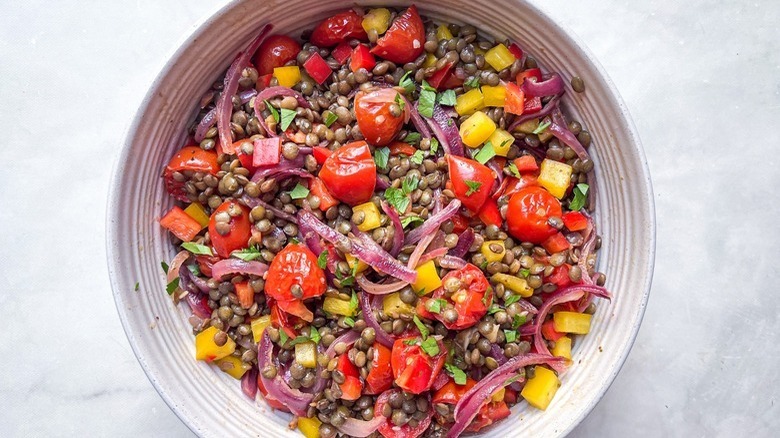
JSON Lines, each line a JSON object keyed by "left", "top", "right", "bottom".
{"left": 513, "top": 155, "right": 539, "bottom": 173}
{"left": 349, "top": 44, "right": 376, "bottom": 73}
{"left": 336, "top": 351, "right": 363, "bottom": 400}
{"left": 523, "top": 96, "right": 543, "bottom": 114}
{"left": 508, "top": 43, "right": 524, "bottom": 60}
{"left": 256, "top": 73, "right": 273, "bottom": 90}
{"left": 450, "top": 213, "right": 470, "bottom": 234}
{"left": 303, "top": 52, "right": 332, "bottom": 85}
{"left": 542, "top": 232, "right": 570, "bottom": 254}
{"left": 331, "top": 42, "right": 352, "bottom": 65}
{"left": 252, "top": 137, "right": 281, "bottom": 168}
{"left": 541, "top": 319, "right": 566, "bottom": 341}
{"left": 159, "top": 206, "right": 203, "bottom": 242}
{"left": 562, "top": 211, "right": 588, "bottom": 231}
{"left": 505, "top": 82, "right": 525, "bottom": 116}
{"left": 309, "top": 177, "right": 339, "bottom": 211}
{"left": 387, "top": 141, "right": 417, "bottom": 156}
{"left": 516, "top": 68, "right": 542, "bottom": 84}
{"left": 364, "top": 342, "right": 393, "bottom": 394}
{"left": 477, "top": 198, "right": 502, "bottom": 227}
{"left": 312, "top": 146, "right": 332, "bottom": 165}
{"left": 427, "top": 62, "right": 455, "bottom": 90}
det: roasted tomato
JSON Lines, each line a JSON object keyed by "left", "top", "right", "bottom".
{"left": 336, "top": 351, "right": 363, "bottom": 400}
{"left": 375, "top": 389, "right": 433, "bottom": 438}
{"left": 446, "top": 155, "right": 495, "bottom": 212}
{"left": 391, "top": 336, "right": 447, "bottom": 394}
{"left": 466, "top": 401, "right": 512, "bottom": 432}
{"left": 364, "top": 342, "right": 393, "bottom": 394}
{"left": 371, "top": 5, "right": 425, "bottom": 64}
{"left": 207, "top": 200, "right": 251, "bottom": 258}
{"left": 319, "top": 141, "right": 377, "bottom": 205}
{"left": 432, "top": 378, "right": 477, "bottom": 405}
{"left": 253, "top": 34, "right": 302, "bottom": 75}
{"left": 264, "top": 244, "right": 327, "bottom": 321}
{"left": 354, "top": 88, "right": 406, "bottom": 146}
{"left": 431, "top": 263, "right": 492, "bottom": 330}
{"left": 507, "top": 186, "right": 562, "bottom": 244}
{"left": 309, "top": 10, "right": 367, "bottom": 47}
{"left": 163, "top": 146, "right": 219, "bottom": 202}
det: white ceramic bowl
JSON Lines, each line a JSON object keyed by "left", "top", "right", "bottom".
{"left": 107, "top": 0, "right": 655, "bottom": 436}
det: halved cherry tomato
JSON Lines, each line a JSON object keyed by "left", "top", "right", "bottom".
{"left": 349, "top": 44, "right": 376, "bottom": 73}
{"left": 505, "top": 82, "right": 525, "bottom": 116}
{"left": 160, "top": 206, "right": 203, "bottom": 242}
{"left": 253, "top": 34, "right": 302, "bottom": 75}
{"left": 432, "top": 378, "right": 476, "bottom": 405}
{"left": 354, "top": 88, "right": 405, "bottom": 146}
{"left": 331, "top": 42, "right": 352, "bottom": 64}
{"left": 268, "top": 299, "right": 300, "bottom": 338}
{"left": 542, "top": 232, "right": 570, "bottom": 254}
{"left": 387, "top": 141, "right": 417, "bottom": 156}
{"left": 517, "top": 68, "right": 542, "bottom": 84}
{"left": 309, "top": 177, "right": 339, "bottom": 211}
{"left": 466, "top": 401, "right": 512, "bottom": 433}
{"left": 507, "top": 186, "right": 562, "bottom": 244}
{"left": 375, "top": 389, "right": 433, "bottom": 438}
{"left": 371, "top": 5, "right": 425, "bottom": 64}
{"left": 513, "top": 155, "right": 539, "bottom": 173}
{"left": 337, "top": 351, "right": 363, "bottom": 400}
{"left": 562, "top": 211, "right": 588, "bottom": 231}
{"left": 163, "top": 146, "right": 219, "bottom": 202}
{"left": 319, "top": 141, "right": 377, "bottom": 205}
{"left": 365, "top": 342, "right": 393, "bottom": 394}
{"left": 502, "top": 174, "right": 539, "bottom": 199}
{"left": 208, "top": 200, "right": 251, "bottom": 258}
{"left": 431, "top": 264, "right": 492, "bottom": 330}
{"left": 310, "top": 10, "right": 367, "bottom": 47}
{"left": 234, "top": 140, "right": 256, "bottom": 173}
{"left": 547, "top": 264, "right": 572, "bottom": 287}
{"left": 446, "top": 155, "right": 495, "bottom": 212}
{"left": 264, "top": 244, "right": 327, "bottom": 321}
{"left": 477, "top": 198, "right": 502, "bottom": 227}
{"left": 541, "top": 319, "right": 566, "bottom": 341}
{"left": 391, "top": 336, "right": 446, "bottom": 394}
{"left": 312, "top": 146, "right": 332, "bottom": 164}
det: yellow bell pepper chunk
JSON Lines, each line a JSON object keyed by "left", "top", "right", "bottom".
{"left": 251, "top": 315, "right": 271, "bottom": 343}
{"left": 538, "top": 119, "right": 554, "bottom": 143}
{"left": 515, "top": 118, "right": 539, "bottom": 134}
{"left": 487, "top": 129, "right": 515, "bottom": 157}
{"left": 273, "top": 66, "right": 301, "bottom": 88}
{"left": 352, "top": 201, "right": 382, "bottom": 232}
{"left": 323, "top": 296, "right": 357, "bottom": 317}
{"left": 215, "top": 355, "right": 248, "bottom": 379}
{"left": 295, "top": 341, "right": 318, "bottom": 368}
{"left": 412, "top": 260, "right": 441, "bottom": 295}
{"left": 454, "top": 88, "right": 484, "bottom": 116}
{"left": 183, "top": 202, "right": 210, "bottom": 229}
{"left": 521, "top": 366, "right": 561, "bottom": 410}
{"left": 298, "top": 416, "right": 322, "bottom": 438}
{"left": 538, "top": 159, "right": 574, "bottom": 199}
{"left": 345, "top": 253, "right": 368, "bottom": 274}
{"left": 480, "top": 240, "right": 506, "bottom": 263}
{"left": 491, "top": 273, "right": 533, "bottom": 297}
{"left": 553, "top": 311, "right": 592, "bottom": 334}
{"left": 484, "top": 44, "right": 517, "bottom": 72}
{"left": 481, "top": 85, "right": 506, "bottom": 107}
{"left": 436, "top": 24, "right": 453, "bottom": 41}
{"left": 422, "top": 53, "right": 437, "bottom": 69}
{"left": 491, "top": 387, "right": 506, "bottom": 402}
{"left": 459, "top": 111, "right": 497, "bottom": 148}
{"left": 195, "top": 326, "right": 236, "bottom": 361}
{"left": 383, "top": 292, "right": 415, "bottom": 317}
{"left": 551, "top": 335, "right": 572, "bottom": 360}
{"left": 362, "top": 8, "right": 392, "bottom": 35}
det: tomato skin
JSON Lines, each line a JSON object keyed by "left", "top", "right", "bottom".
{"left": 208, "top": 200, "right": 251, "bottom": 258}
{"left": 466, "top": 401, "right": 512, "bottom": 433}
{"left": 427, "top": 61, "right": 455, "bottom": 90}
{"left": 163, "top": 146, "right": 219, "bottom": 202}
{"left": 253, "top": 34, "right": 301, "bottom": 75}
{"left": 337, "top": 352, "right": 363, "bottom": 400}
{"left": 450, "top": 213, "right": 471, "bottom": 234}
{"left": 264, "top": 244, "right": 327, "bottom": 321}
{"left": 561, "top": 211, "right": 588, "bottom": 231}
{"left": 310, "top": 10, "right": 367, "bottom": 47}
{"left": 513, "top": 155, "right": 539, "bottom": 173}
{"left": 375, "top": 389, "right": 433, "bottom": 438}
{"left": 354, "top": 88, "right": 405, "bottom": 146}
{"left": 432, "top": 378, "right": 477, "bottom": 405}
{"left": 391, "top": 337, "right": 447, "bottom": 394}
{"left": 446, "top": 155, "right": 495, "bottom": 212}
{"left": 312, "top": 146, "right": 332, "bottom": 164}
{"left": 364, "top": 342, "right": 393, "bottom": 394}
{"left": 477, "top": 198, "right": 502, "bottom": 227}
{"left": 370, "top": 5, "right": 425, "bottom": 64}
{"left": 432, "top": 264, "right": 492, "bottom": 330}
{"left": 506, "top": 186, "right": 562, "bottom": 244}
{"left": 319, "top": 141, "right": 377, "bottom": 205}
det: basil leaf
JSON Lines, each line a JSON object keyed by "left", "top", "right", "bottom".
{"left": 289, "top": 182, "right": 309, "bottom": 200}
{"left": 264, "top": 99, "right": 280, "bottom": 123}
{"left": 404, "top": 132, "right": 421, "bottom": 145}
{"left": 569, "top": 183, "right": 589, "bottom": 211}
{"left": 505, "top": 294, "right": 521, "bottom": 306}
{"left": 166, "top": 278, "right": 179, "bottom": 295}
{"left": 374, "top": 147, "right": 390, "bottom": 169}
{"left": 401, "top": 215, "right": 425, "bottom": 228}
{"left": 410, "top": 150, "right": 425, "bottom": 165}
{"left": 507, "top": 162, "right": 521, "bottom": 178}
{"left": 317, "top": 250, "right": 328, "bottom": 269}
{"left": 430, "top": 138, "right": 439, "bottom": 154}
{"left": 279, "top": 330, "right": 289, "bottom": 345}
{"left": 395, "top": 92, "right": 406, "bottom": 111}
{"left": 324, "top": 111, "right": 338, "bottom": 128}
{"left": 413, "top": 315, "right": 429, "bottom": 339}
{"left": 402, "top": 174, "right": 419, "bottom": 194}
{"left": 384, "top": 187, "right": 410, "bottom": 213}
{"left": 181, "top": 242, "right": 213, "bottom": 256}
{"left": 421, "top": 80, "right": 436, "bottom": 92}
{"left": 474, "top": 141, "right": 496, "bottom": 165}
{"left": 488, "top": 304, "right": 502, "bottom": 314}
{"left": 520, "top": 268, "right": 530, "bottom": 278}
{"left": 134, "top": 282, "right": 140, "bottom": 291}
{"left": 400, "top": 71, "right": 415, "bottom": 94}
{"left": 161, "top": 261, "right": 169, "bottom": 274}
{"left": 232, "top": 246, "right": 263, "bottom": 261}
{"left": 344, "top": 317, "right": 355, "bottom": 327}
{"left": 438, "top": 89, "right": 457, "bottom": 106}
{"left": 280, "top": 108, "right": 296, "bottom": 131}
{"left": 512, "top": 313, "right": 527, "bottom": 329}
{"left": 420, "top": 337, "right": 440, "bottom": 356}
{"left": 445, "top": 363, "right": 467, "bottom": 385}
{"left": 464, "top": 76, "right": 480, "bottom": 89}
{"left": 504, "top": 329, "right": 518, "bottom": 343}
{"left": 349, "top": 291, "right": 359, "bottom": 313}
{"left": 465, "top": 180, "right": 482, "bottom": 196}
{"left": 418, "top": 88, "right": 436, "bottom": 118}
{"left": 309, "top": 327, "right": 321, "bottom": 343}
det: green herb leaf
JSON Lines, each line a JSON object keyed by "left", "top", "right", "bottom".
{"left": 421, "top": 80, "right": 436, "bottom": 92}
{"left": 288, "top": 335, "right": 311, "bottom": 346}
{"left": 507, "top": 162, "right": 521, "bottom": 178}
{"left": 310, "top": 327, "right": 321, "bottom": 343}
{"left": 410, "top": 150, "right": 425, "bottom": 166}
{"left": 480, "top": 260, "right": 488, "bottom": 270}
{"left": 290, "top": 237, "right": 300, "bottom": 244}
{"left": 279, "top": 329, "right": 289, "bottom": 345}
{"left": 438, "top": 89, "right": 457, "bottom": 107}
{"left": 181, "top": 242, "right": 213, "bottom": 256}
{"left": 324, "top": 111, "right": 338, "bottom": 128}
{"left": 505, "top": 293, "right": 521, "bottom": 306}
{"left": 445, "top": 363, "right": 468, "bottom": 385}
{"left": 344, "top": 316, "right": 356, "bottom": 327}
{"left": 430, "top": 138, "right": 439, "bottom": 154}
{"left": 504, "top": 329, "right": 518, "bottom": 343}
{"left": 465, "top": 76, "right": 480, "bottom": 89}
{"left": 134, "top": 282, "right": 139, "bottom": 291}
{"left": 264, "top": 99, "right": 280, "bottom": 123}
{"left": 404, "top": 132, "right": 421, "bottom": 145}
{"left": 166, "top": 278, "right": 179, "bottom": 295}
{"left": 280, "top": 108, "right": 296, "bottom": 131}
{"left": 569, "top": 183, "right": 589, "bottom": 211}
{"left": 400, "top": 71, "right": 416, "bottom": 94}
{"left": 231, "top": 246, "right": 262, "bottom": 261}
{"left": 289, "top": 182, "right": 310, "bottom": 200}
{"left": 374, "top": 147, "right": 390, "bottom": 169}
{"left": 401, "top": 215, "right": 425, "bottom": 228}
{"left": 420, "top": 337, "right": 440, "bottom": 356}
{"left": 317, "top": 250, "right": 328, "bottom": 269}
{"left": 425, "top": 298, "right": 448, "bottom": 314}
{"left": 413, "top": 315, "right": 430, "bottom": 339}
{"left": 404, "top": 338, "right": 418, "bottom": 346}
{"left": 395, "top": 92, "right": 406, "bottom": 112}
{"left": 488, "top": 304, "right": 502, "bottom": 314}
{"left": 532, "top": 120, "right": 551, "bottom": 135}
{"left": 187, "top": 264, "right": 201, "bottom": 276}
{"left": 512, "top": 313, "right": 527, "bottom": 329}
{"left": 349, "top": 291, "right": 359, "bottom": 313}
{"left": 340, "top": 276, "right": 355, "bottom": 287}
{"left": 418, "top": 88, "right": 436, "bottom": 118}
{"left": 161, "top": 261, "right": 169, "bottom": 274}
{"left": 465, "top": 180, "right": 483, "bottom": 196}
{"left": 403, "top": 174, "right": 420, "bottom": 194}
{"left": 384, "top": 187, "right": 410, "bottom": 213}
{"left": 474, "top": 141, "right": 496, "bottom": 165}
{"left": 520, "top": 268, "right": 530, "bottom": 278}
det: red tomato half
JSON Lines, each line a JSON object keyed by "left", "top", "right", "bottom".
{"left": 432, "top": 264, "right": 492, "bottom": 330}
{"left": 365, "top": 342, "right": 393, "bottom": 394}
{"left": 391, "top": 337, "right": 446, "bottom": 394}
{"left": 432, "top": 378, "right": 477, "bottom": 405}
{"left": 208, "top": 200, "right": 251, "bottom": 258}
{"left": 163, "top": 146, "right": 219, "bottom": 202}
{"left": 319, "top": 141, "right": 377, "bottom": 205}
{"left": 354, "top": 88, "right": 405, "bottom": 146}
{"left": 310, "top": 10, "right": 367, "bottom": 47}
{"left": 370, "top": 5, "right": 425, "bottom": 64}
{"left": 466, "top": 401, "right": 512, "bottom": 433}
{"left": 446, "top": 155, "right": 495, "bottom": 212}
{"left": 375, "top": 389, "right": 433, "bottom": 438}
{"left": 506, "top": 186, "right": 562, "bottom": 244}
{"left": 264, "top": 244, "right": 327, "bottom": 321}
{"left": 253, "top": 34, "right": 301, "bottom": 75}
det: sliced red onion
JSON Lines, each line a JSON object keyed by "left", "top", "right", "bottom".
{"left": 238, "top": 88, "right": 257, "bottom": 104}
{"left": 375, "top": 175, "right": 390, "bottom": 190}
{"left": 241, "top": 367, "right": 258, "bottom": 400}
{"left": 407, "top": 229, "right": 438, "bottom": 269}
{"left": 359, "top": 292, "right": 396, "bottom": 348}
{"left": 257, "top": 332, "right": 313, "bottom": 416}
{"left": 211, "top": 259, "right": 268, "bottom": 280}
{"left": 381, "top": 201, "right": 404, "bottom": 257}
{"left": 521, "top": 73, "right": 564, "bottom": 97}
{"left": 516, "top": 298, "right": 539, "bottom": 316}
{"left": 257, "top": 86, "right": 311, "bottom": 108}
{"left": 577, "top": 212, "right": 596, "bottom": 286}
{"left": 404, "top": 95, "right": 432, "bottom": 138}
{"left": 489, "top": 344, "right": 509, "bottom": 366}
{"left": 421, "top": 103, "right": 464, "bottom": 156}
{"left": 417, "top": 247, "right": 448, "bottom": 266}
{"left": 432, "top": 371, "right": 450, "bottom": 391}
{"left": 439, "top": 255, "right": 468, "bottom": 270}
{"left": 404, "top": 199, "right": 461, "bottom": 245}
{"left": 193, "top": 108, "right": 216, "bottom": 143}
{"left": 241, "top": 194, "right": 297, "bottom": 224}
{"left": 356, "top": 274, "right": 407, "bottom": 295}
{"left": 448, "top": 228, "right": 474, "bottom": 258}
{"left": 166, "top": 250, "right": 190, "bottom": 283}
{"left": 185, "top": 292, "right": 213, "bottom": 320}
{"left": 217, "top": 24, "right": 272, "bottom": 154}
{"left": 508, "top": 94, "right": 561, "bottom": 132}
{"left": 487, "top": 159, "right": 504, "bottom": 196}
{"left": 250, "top": 155, "right": 305, "bottom": 182}
{"left": 337, "top": 415, "right": 386, "bottom": 437}
{"left": 325, "top": 329, "right": 360, "bottom": 358}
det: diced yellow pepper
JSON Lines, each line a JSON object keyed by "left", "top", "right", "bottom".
{"left": 491, "top": 273, "right": 533, "bottom": 297}
{"left": 195, "top": 326, "right": 236, "bottom": 361}
{"left": 481, "top": 85, "right": 506, "bottom": 107}
{"left": 538, "top": 118, "right": 554, "bottom": 143}
{"left": 362, "top": 8, "right": 392, "bottom": 35}
{"left": 295, "top": 341, "right": 318, "bottom": 368}
{"left": 454, "top": 88, "right": 484, "bottom": 116}
{"left": 551, "top": 335, "right": 572, "bottom": 360}
{"left": 412, "top": 260, "right": 441, "bottom": 295}
{"left": 484, "top": 44, "right": 517, "bottom": 72}
{"left": 215, "top": 355, "right": 247, "bottom": 379}
{"left": 481, "top": 240, "right": 506, "bottom": 263}
{"left": 436, "top": 24, "right": 453, "bottom": 41}
{"left": 251, "top": 315, "right": 271, "bottom": 343}
{"left": 459, "top": 111, "right": 496, "bottom": 148}
{"left": 538, "top": 159, "right": 574, "bottom": 199}
{"left": 298, "top": 416, "right": 322, "bottom": 438}
{"left": 183, "top": 202, "right": 209, "bottom": 229}
{"left": 273, "top": 66, "right": 301, "bottom": 88}
{"left": 422, "top": 53, "right": 437, "bottom": 69}
{"left": 383, "top": 292, "right": 415, "bottom": 317}
{"left": 473, "top": 46, "right": 486, "bottom": 56}
{"left": 515, "top": 118, "right": 539, "bottom": 134}
{"left": 352, "top": 201, "right": 382, "bottom": 232}
{"left": 487, "top": 129, "right": 514, "bottom": 157}
{"left": 553, "top": 311, "right": 592, "bottom": 334}
{"left": 521, "top": 366, "right": 561, "bottom": 410}
{"left": 323, "top": 296, "right": 356, "bottom": 316}
{"left": 345, "top": 253, "right": 368, "bottom": 274}
{"left": 491, "top": 387, "right": 506, "bottom": 402}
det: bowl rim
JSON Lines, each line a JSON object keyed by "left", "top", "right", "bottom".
{"left": 106, "top": 1, "right": 656, "bottom": 436}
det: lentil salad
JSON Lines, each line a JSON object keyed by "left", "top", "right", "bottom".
{"left": 158, "top": 5, "right": 610, "bottom": 438}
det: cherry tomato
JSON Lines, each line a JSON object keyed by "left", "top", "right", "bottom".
{"left": 336, "top": 351, "right": 363, "bottom": 400}
{"left": 364, "top": 342, "right": 393, "bottom": 394}
{"left": 163, "top": 146, "right": 219, "bottom": 202}
{"left": 252, "top": 34, "right": 301, "bottom": 75}
{"left": 431, "top": 264, "right": 492, "bottom": 330}
{"left": 466, "top": 401, "right": 512, "bottom": 433}
{"left": 391, "top": 336, "right": 446, "bottom": 394}
{"left": 375, "top": 389, "right": 433, "bottom": 438}
{"left": 506, "top": 186, "right": 562, "bottom": 244}
{"left": 268, "top": 299, "right": 301, "bottom": 338}
{"left": 446, "top": 155, "right": 495, "bottom": 212}
{"left": 432, "top": 378, "right": 477, "bottom": 405}
{"left": 370, "top": 5, "right": 425, "bottom": 64}
{"left": 354, "top": 88, "right": 405, "bottom": 146}
{"left": 195, "top": 255, "right": 220, "bottom": 277}
{"left": 264, "top": 244, "right": 327, "bottom": 321}
{"left": 208, "top": 200, "right": 251, "bottom": 258}
{"left": 319, "top": 141, "right": 376, "bottom": 205}
{"left": 309, "top": 10, "right": 367, "bottom": 47}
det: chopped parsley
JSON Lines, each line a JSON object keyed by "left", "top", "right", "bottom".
{"left": 569, "top": 183, "right": 589, "bottom": 211}
{"left": 349, "top": 291, "right": 359, "bottom": 314}
{"left": 264, "top": 99, "right": 280, "bottom": 123}
{"left": 404, "top": 132, "right": 422, "bottom": 145}
{"left": 504, "top": 329, "right": 518, "bottom": 343}
{"left": 445, "top": 363, "right": 467, "bottom": 385}
{"left": 425, "top": 298, "right": 448, "bottom": 314}
{"left": 401, "top": 215, "right": 425, "bottom": 228}
{"left": 532, "top": 120, "right": 551, "bottom": 135}
{"left": 289, "top": 327, "right": 321, "bottom": 345}
{"left": 507, "top": 162, "right": 521, "bottom": 178}
{"left": 161, "top": 261, "right": 169, "bottom": 274}
{"left": 231, "top": 246, "right": 263, "bottom": 261}
{"left": 280, "top": 108, "right": 296, "bottom": 131}
{"left": 134, "top": 282, "right": 139, "bottom": 291}
{"left": 309, "top": 326, "right": 321, "bottom": 343}
{"left": 410, "top": 150, "right": 425, "bottom": 165}
{"left": 395, "top": 92, "right": 406, "bottom": 111}
{"left": 413, "top": 315, "right": 429, "bottom": 338}
{"left": 399, "top": 71, "right": 415, "bottom": 94}
{"left": 420, "top": 337, "right": 440, "bottom": 356}
{"left": 343, "top": 317, "right": 356, "bottom": 327}
{"left": 317, "top": 250, "right": 329, "bottom": 269}
{"left": 403, "top": 174, "right": 420, "bottom": 193}
{"left": 187, "top": 264, "right": 201, "bottom": 276}
{"left": 418, "top": 81, "right": 437, "bottom": 118}
{"left": 464, "top": 180, "right": 483, "bottom": 196}
{"left": 438, "top": 89, "right": 457, "bottom": 107}
{"left": 520, "top": 268, "right": 530, "bottom": 278}
{"left": 289, "top": 182, "right": 309, "bottom": 200}
{"left": 324, "top": 111, "right": 338, "bottom": 128}
{"left": 165, "top": 278, "right": 179, "bottom": 295}
{"left": 339, "top": 275, "right": 355, "bottom": 287}
{"left": 384, "top": 187, "right": 411, "bottom": 213}
{"left": 279, "top": 330, "right": 289, "bottom": 345}
{"left": 464, "top": 76, "right": 480, "bottom": 89}
{"left": 474, "top": 141, "right": 496, "bottom": 165}
{"left": 374, "top": 146, "right": 390, "bottom": 169}
{"left": 430, "top": 138, "right": 439, "bottom": 154}
{"left": 512, "top": 314, "right": 527, "bottom": 329}
{"left": 488, "top": 304, "right": 502, "bottom": 314}
{"left": 505, "top": 294, "right": 521, "bottom": 306}
{"left": 181, "top": 242, "right": 213, "bottom": 256}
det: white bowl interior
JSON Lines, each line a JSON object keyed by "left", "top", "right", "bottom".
{"left": 107, "top": 0, "right": 655, "bottom": 436}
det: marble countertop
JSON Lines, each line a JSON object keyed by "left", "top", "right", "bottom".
{"left": 1, "top": 0, "right": 778, "bottom": 436}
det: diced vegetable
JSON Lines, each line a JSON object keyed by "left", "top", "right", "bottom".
{"left": 323, "top": 296, "right": 357, "bottom": 316}
{"left": 310, "top": 178, "right": 339, "bottom": 211}
{"left": 273, "top": 65, "right": 301, "bottom": 87}
{"left": 551, "top": 335, "right": 572, "bottom": 360}
{"left": 345, "top": 253, "right": 368, "bottom": 274}
{"left": 491, "top": 273, "right": 533, "bottom": 297}
{"left": 517, "top": 68, "right": 542, "bottom": 84}
{"left": 481, "top": 85, "right": 506, "bottom": 107}
{"left": 524, "top": 96, "right": 543, "bottom": 114}
{"left": 383, "top": 292, "right": 415, "bottom": 317}
{"left": 484, "top": 44, "right": 516, "bottom": 71}
{"left": 298, "top": 416, "right": 322, "bottom": 438}
{"left": 251, "top": 315, "right": 271, "bottom": 343}
{"left": 538, "top": 159, "right": 573, "bottom": 199}
{"left": 486, "top": 128, "right": 514, "bottom": 157}
{"left": 195, "top": 326, "right": 236, "bottom": 362}
{"left": 541, "top": 320, "right": 566, "bottom": 341}
{"left": 331, "top": 42, "right": 352, "bottom": 65}
{"left": 480, "top": 240, "right": 506, "bottom": 263}
{"left": 183, "top": 202, "right": 210, "bottom": 229}
{"left": 521, "top": 366, "right": 560, "bottom": 410}
{"left": 507, "top": 43, "right": 524, "bottom": 59}
{"left": 436, "top": 24, "right": 453, "bottom": 40}
{"left": 492, "top": 387, "right": 506, "bottom": 403}
{"left": 215, "top": 355, "right": 247, "bottom": 379}
{"left": 562, "top": 211, "right": 588, "bottom": 231}
{"left": 253, "top": 137, "right": 282, "bottom": 167}
{"left": 234, "top": 281, "right": 254, "bottom": 309}
{"left": 160, "top": 206, "right": 203, "bottom": 242}
{"left": 352, "top": 201, "right": 382, "bottom": 231}
{"left": 454, "top": 88, "right": 484, "bottom": 116}
{"left": 350, "top": 44, "right": 376, "bottom": 73}
{"left": 553, "top": 311, "right": 592, "bottom": 334}
{"left": 362, "top": 8, "right": 392, "bottom": 35}
{"left": 295, "top": 341, "right": 318, "bottom": 368}
{"left": 422, "top": 53, "right": 437, "bottom": 68}
{"left": 542, "top": 232, "right": 570, "bottom": 254}
{"left": 459, "top": 111, "right": 497, "bottom": 148}
{"left": 303, "top": 52, "right": 332, "bottom": 85}
{"left": 478, "top": 198, "right": 502, "bottom": 227}
{"left": 515, "top": 118, "right": 540, "bottom": 134}
{"left": 504, "top": 82, "right": 525, "bottom": 116}
{"left": 513, "top": 155, "right": 539, "bottom": 173}
{"left": 412, "top": 260, "right": 442, "bottom": 295}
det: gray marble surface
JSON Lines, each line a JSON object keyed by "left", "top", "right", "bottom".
{"left": 1, "top": 0, "right": 778, "bottom": 436}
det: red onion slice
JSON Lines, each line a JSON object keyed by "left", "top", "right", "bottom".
{"left": 238, "top": 88, "right": 257, "bottom": 104}
{"left": 356, "top": 274, "right": 407, "bottom": 295}
{"left": 439, "top": 255, "right": 468, "bottom": 270}
{"left": 420, "top": 102, "right": 464, "bottom": 156}
{"left": 193, "top": 108, "right": 216, "bottom": 143}
{"left": 337, "top": 416, "right": 386, "bottom": 437}
{"left": 381, "top": 201, "right": 404, "bottom": 257}
{"left": 241, "top": 194, "right": 297, "bottom": 224}
{"left": 241, "top": 367, "right": 258, "bottom": 400}
{"left": 508, "top": 94, "right": 561, "bottom": 132}
{"left": 416, "top": 247, "right": 448, "bottom": 266}
{"left": 325, "top": 329, "right": 360, "bottom": 358}
{"left": 359, "top": 292, "right": 396, "bottom": 348}
{"left": 448, "top": 228, "right": 474, "bottom": 258}
{"left": 404, "top": 199, "right": 461, "bottom": 245}
{"left": 166, "top": 250, "right": 190, "bottom": 283}
{"left": 407, "top": 228, "right": 438, "bottom": 269}
{"left": 250, "top": 155, "right": 305, "bottom": 182}
{"left": 185, "top": 292, "right": 213, "bottom": 320}
{"left": 520, "top": 73, "right": 564, "bottom": 97}
{"left": 257, "top": 332, "right": 313, "bottom": 416}
{"left": 550, "top": 108, "right": 597, "bottom": 211}
{"left": 211, "top": 259, "right": 268, "bottom": 280}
